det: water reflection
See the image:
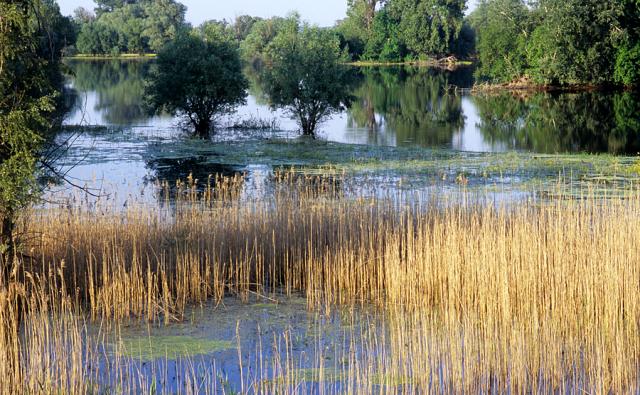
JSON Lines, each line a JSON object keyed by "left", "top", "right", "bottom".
{"left": 348, "top": 67, "right": 467, "bottom": 147}
{"left": 473, "top": 92, "right": 640, "bottom": 154}
{"left": 67, "top": 59, "right": 170, "bottom": 126}
{"left": 64, "top": 59, "right": 640, "bottom": 154}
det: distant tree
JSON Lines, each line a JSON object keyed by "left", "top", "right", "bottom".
{"left": 198, "top": 20, "right": 235, "bottom": 43}
{"left": 363, "top": 7, "right": 405, "bottom": 61}
{"left": 346, "top": 0, "right": 385, "bottom": 32}
{"left": 95, "top": 0, "right": 137, "bottom": 15}
{"left": 146, "top": 34, "right": 248, "bottom": 137}
{"left": 240, "top": 14, "right": 300, "bottom": 65}
{"left": 470, "top": 0, "right": 531, "bottom": 82}
{"left": 262, "top": 25, "right": 355, "bottom": 137}
{"left": 389, "top": 0, "right": 467, "bottom": 58}
{"left": 614, "top": 0, "right": 640, "bottom": 86}
{"left": 75, "top": 0, "right": 187, "bottom": 54}
{"left": 525, "top": 0, "right": 625, "bottom": 85}
{"left": 141, "top": 0, "right": 188, "bottom": 52}
{"left": 232, "top": 15, "right": 262, "bottom": 42}
{"left": 470, "top": 0, "right": 639, "bottom": 86}
{"left": 73, "top": 6, "right": 95, "bottom": 25}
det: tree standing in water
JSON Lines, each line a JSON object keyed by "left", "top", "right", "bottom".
{"left": 146, "top": 33, "right": 248, "bottom": 138}
{"left": 262, "top": 25, "right": 355, "bottom": 138}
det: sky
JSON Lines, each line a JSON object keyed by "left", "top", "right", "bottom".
{"left": 58, "top": 0, "right": 479, "bottom": 27}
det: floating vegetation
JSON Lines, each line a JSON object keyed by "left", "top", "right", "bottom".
{"left": 117, "top": 336, "right": 234, "bottom": 361}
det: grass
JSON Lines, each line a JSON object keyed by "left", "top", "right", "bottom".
{"left": 1, "top": 173, "right": 640, "bottom": 393}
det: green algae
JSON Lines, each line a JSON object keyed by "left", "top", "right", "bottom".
{"left": 117, "top": 335, "right": 234, "bottom": 361}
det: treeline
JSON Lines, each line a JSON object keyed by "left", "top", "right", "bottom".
{"left": 337, "top": 0, "right": 474, "bottom": 62}
{"left": 468, "top": 0, "right": 640, "bottom": 86}
{"left": 67, "top": 0, "right": 640, "bottom": 87}
{"left": 72, "top": 0, "right": 187, "bottom": 55}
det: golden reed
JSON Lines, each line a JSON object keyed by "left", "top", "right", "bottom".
{"left": 0, "top": 174, "right": 638, "bottom": 393}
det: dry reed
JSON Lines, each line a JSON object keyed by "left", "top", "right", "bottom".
{"left": 0, "top": 174, "right": 639, "bottom": 393}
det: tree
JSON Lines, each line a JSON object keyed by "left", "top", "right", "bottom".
{"left": 262, "top": 25, "right": 356, "bottom": 137}
{"left": 232, "top": 15, "right": 262, "bottom": 42}
{"left": 389, "top": 0, "right": 467, "bottom": 58}
{"left": 0, "top": 0, "right": 67, "bottom": 273}
{"left": 74, "top": 0, "right": 187, "bottom": 55}
{"left": 146, "top": 34, "right": 248, "bottom": 137}
{"left": 363, "top": 7, "right": 406, "bottom": 61}
{"left": 470, "top": 0, "right": 531, "bottom": 82}
{"left": 73, "top": 6, "right": 95, "bottom": 24}
{"left": 240, "top": 14, "right": 299, "bottom": 65}
{"left": 525, "top": 0, "right": 625, "bottom": 85}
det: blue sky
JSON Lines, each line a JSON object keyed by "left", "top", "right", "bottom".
{"left": 58, "top": 0, "right": 479, "bottom": 27}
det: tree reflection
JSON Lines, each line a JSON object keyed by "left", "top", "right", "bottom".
{"left": 348, "top": 67, "right": 468, "bottom": 147}
{"left": 68, "top": 59, "right": 150, "bottom": 125}
{"left": 473, "top": 92, "right": 640, "bottom": 154}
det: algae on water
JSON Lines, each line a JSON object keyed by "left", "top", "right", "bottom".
{"left": 117, "top": 335, "right": 234, "bottom": 361}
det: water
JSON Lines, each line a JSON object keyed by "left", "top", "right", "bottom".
{"left": 54, "top": 59, "right": 640, "bottom": 203}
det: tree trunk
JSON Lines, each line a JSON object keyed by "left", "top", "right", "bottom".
{"left": 194, "top": 119, "right": 211, "bottom": 139}
{"left": 0, "top": 212, "right": 15, "bottom": 286}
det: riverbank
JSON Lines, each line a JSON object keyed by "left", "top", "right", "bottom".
{"left": 470, "top": 76, "right": 637, "bottom": 93}
{"left": 348, "top": 56, "right": 474, "bottom": 68}
{"left": 65, "top": 53, "right": 157, "bottom": 60}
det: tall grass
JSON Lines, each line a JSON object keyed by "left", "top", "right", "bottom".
{"left": 1, "top": 175, "right": 639, "bottom": 393}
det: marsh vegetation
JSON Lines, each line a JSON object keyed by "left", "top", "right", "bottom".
{"left": 2, "top": 0, "right": 640, "bottom": 393}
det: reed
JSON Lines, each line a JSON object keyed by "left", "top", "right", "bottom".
{"left": 0, "top": 174, "right": 639, "bottom": 393}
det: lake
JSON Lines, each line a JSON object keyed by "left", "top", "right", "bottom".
{"left": 53, "top": 59, "right": 640, "bottom": 205}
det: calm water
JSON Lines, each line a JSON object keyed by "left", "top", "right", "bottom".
{"left": 55, "top": 59, "right": 640, "bottom": 202}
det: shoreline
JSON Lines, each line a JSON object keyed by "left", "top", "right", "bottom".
{"left": 65, "top": 53, "right": 157, "bottom": 60}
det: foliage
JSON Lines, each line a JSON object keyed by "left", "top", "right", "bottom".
{"left": 469, "top": 0, "right": 530, "bottom": 83}
{"left": 146, "top": 34, "right": 248, "bottom": 137}
{"left": 75, "top": 0, "right": 187, "bottom": 55}
{"left": 261, "top": 25, "right": 356, "bottom": 137}
{"left": 0, "top": 0, "right": 67, "bottom": 265}
{"left": 239, "top": 14, "right": 300, "bottom": 66}
{"left": 363, "top": 8, "right": 406, "bottom": 61}
{"left": 389, "top": 0, "right": 467, "bottom": 59}
{"left": 615, "top": 43, "right": 640, "bottom": 86}
{"left": 336, "top": 0, "right": 386, "bottom": 60}
{"left": 471, "top": 0, "right": 640, "bottom": 86}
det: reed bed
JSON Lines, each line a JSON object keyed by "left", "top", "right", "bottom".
{"left": 1, "top": 175, "right": 639, "bottom": 393}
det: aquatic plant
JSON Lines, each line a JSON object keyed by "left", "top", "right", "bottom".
{"left": 1, "top": 174, "right": 640, "bottom": 392}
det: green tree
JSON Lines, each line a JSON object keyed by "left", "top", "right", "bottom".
{"left": 470, "top": 0, "right": 531, "bottom": 82}
{"left": 261, "top": 25, "right": 356, "bottom": 137}
{"left": 75, "top": 0, "right": 187, "bottom": 55}
{"left": 0, "top": 0, "right": 66, "bottom": 271}
{"left": 146, "top": 34, "right": 248, "bottom": 137}
{"left": 389, "top": 0, "right": 467, "bottom": 58}
{"left": 363, "top": 8, "right": 406, "bottom": 61}
{"left": 240, "top": 14, "right": 299, "bottom": 66}
{"left": 232, "top": 15, "right": 262, "bottom": 42}
{"left": 525, "top": 0, "right": 625, "bottom": 85}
